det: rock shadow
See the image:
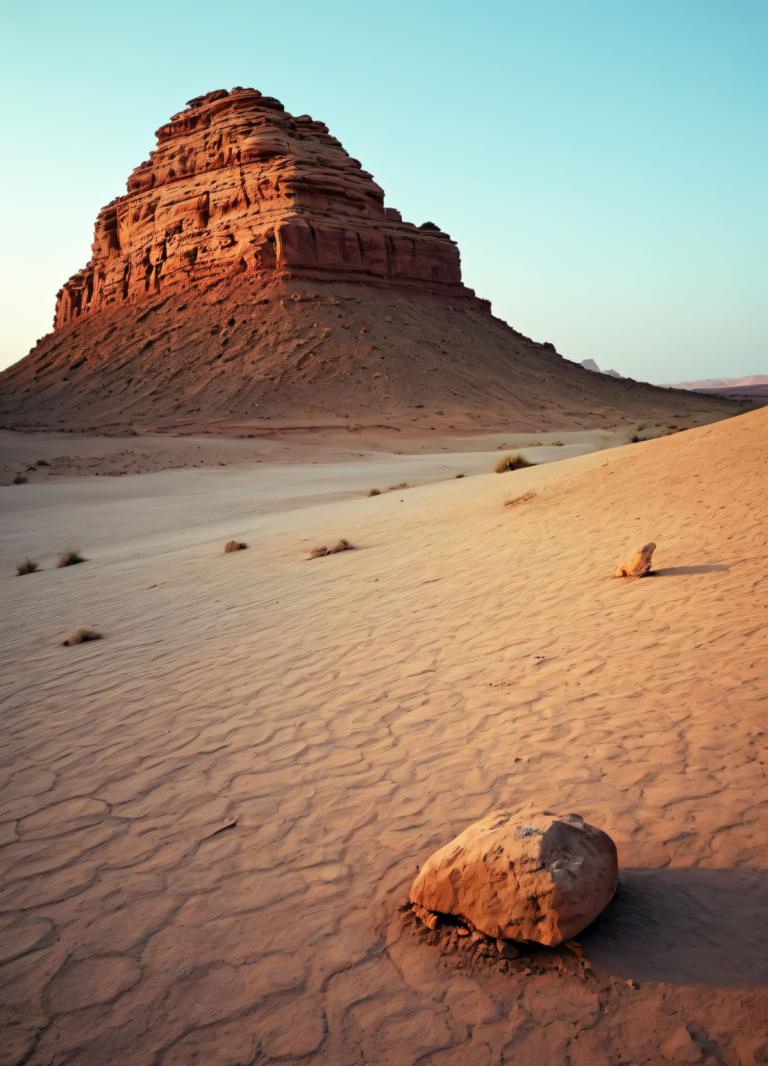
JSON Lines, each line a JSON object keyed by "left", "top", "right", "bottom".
{"left": 581, "top": 867, "right": 768, "bottom": 988}
{"left": 652, "top": 563, "right": 730, "bottom": 576}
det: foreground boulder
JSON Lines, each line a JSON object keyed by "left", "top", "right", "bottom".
{"left": 410, "top": 809, "right": 618, "bottom": 947}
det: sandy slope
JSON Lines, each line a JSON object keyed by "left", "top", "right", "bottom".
{"left": 0, "top": 425, "right": 627, "bottom": 486}
{"left": 1, "top": 409, "right": 766, "bottom": 1065}
{"left": 0, "top": 279, "right": 739, "bottom": 434}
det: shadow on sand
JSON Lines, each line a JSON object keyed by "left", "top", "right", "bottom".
{"left": 581, "top": 868, "right": 768, "bottom": 987}
{"left": 652, "top": 563, "right": 730, "bottom": 576}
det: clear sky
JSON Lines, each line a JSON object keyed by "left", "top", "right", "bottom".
{"left": 1, "top": 0, "right": 765, "bottom": 381}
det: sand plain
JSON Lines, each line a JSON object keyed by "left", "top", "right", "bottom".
{"left": 1, "top": 408, "right": 766, "bottom": 1065}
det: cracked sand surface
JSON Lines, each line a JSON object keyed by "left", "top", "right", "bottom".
{"left": 1, "top": 409, "right": 766, "bottom": 1064}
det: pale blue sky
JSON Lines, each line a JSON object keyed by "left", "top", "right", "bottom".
{"left": 1, "top": 0, "right": 765, "bottom": 381}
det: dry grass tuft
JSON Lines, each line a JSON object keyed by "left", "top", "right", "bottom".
{"left": 13, "top": 474, "right": 28, "bottom": 485}
{"left": 62, "top": 626, "right": 102, "bottom": 647}
{"left": 504, "top": 490, "right": 537, "bottom": 508}
{"left": 224, "top": 540, "right": 248, "bottom": 553}
{"left": 308, "top": 539, "right": 355, "bottom": 559}
{"left": 388, "top": 482, "right": 410, "bottom": 491}
{"left": 16, "top": 558, "right": 40, "bottom": 576}
{"left": 57, "top": 548, "right": 85, "bottom": 568}
{"left": 494, "top": 453, "right": 533, "bottom": 474}
{"left": 367, "top": 488, "right": 381, "bottom": 497}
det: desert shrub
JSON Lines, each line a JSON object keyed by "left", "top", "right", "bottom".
{"left": 308, "top": 539, "right": 354, "bottom": 559}
{"left": 13, "top": 474, "right": 28, "bottom": 485}
{"left": 504, "top": 491, "right": 537, "bottom": 508}
{"left": 494, "top": 453, "right": 533, "bottom": 474}
{"left": 16, "top": 558, "right": 40, "bottom": 576}
{"left": 224, "top": 540, "right": 247, "bottom": 553}
{"left": 388, "top": 483, "right": 410, "bottom": 491}
{"left": 57, "top": 549, "right": 85, "bottom": 568}
{"left": 36, "top": 459, "right": 50, "bottom": 467}
{"left": 551, "top": 440, "right": 565, "bottom": 447}
{"left": 62, "top": 626, "right": 102, "bottom": 646}
{"left": 367, "top": 488, "right": 381, "bottom": 497}
{"left": 455, "top": 473, "right": 465, "bottom": 479}
{"left": 629, "top": 434, "right": 648, "bottom": 444}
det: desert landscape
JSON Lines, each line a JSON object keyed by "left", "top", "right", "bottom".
{"left": 2, "top": 405, "right": 767, "bottom": 1064}
{"left": 1, "top": 71, "right": 766, "bottom": 1066}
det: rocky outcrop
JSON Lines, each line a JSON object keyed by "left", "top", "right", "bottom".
{"left": 410, "top": 809, "right": 618, "bottom": 947}
{"left": 54, "top": 88, "right": 470, "bottom": 329}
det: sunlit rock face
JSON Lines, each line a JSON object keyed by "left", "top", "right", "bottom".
{"left": 410, "top": 809, "right": 619, "bottom": 947}
{"left": 54, "top": 88, "right": 468, "bottom": 328}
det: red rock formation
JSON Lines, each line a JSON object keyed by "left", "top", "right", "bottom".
{"left": 54, "top": 88, "right": 469, "bottom": 329}
{"left": 0, "top": 89, "right": 740, "bottom": 432}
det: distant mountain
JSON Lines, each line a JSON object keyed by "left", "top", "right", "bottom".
{"left": 579, "top": 359, "right": 623, "bottom": 379}
{"left": 673, "top": 374, "right": 768, "bottom": 390}
{"left": 666, "top": 374, "right": 767, "bottom": 408}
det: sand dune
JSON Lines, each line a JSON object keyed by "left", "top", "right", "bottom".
{"left": 1, "top": 408, "right": 766, "bottom": 1064}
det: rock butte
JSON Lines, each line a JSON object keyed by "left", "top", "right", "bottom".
{"left": 54, "top": 87, "right": 471, "bottom": 328}
{"left": 0, "top": 88, "right": 739, "bottom": 431}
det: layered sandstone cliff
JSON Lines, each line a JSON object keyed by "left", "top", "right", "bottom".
{"left": 54, "top": 87, "right": 470, "bottom": 329}
{"left": 0, "top": 88, "right": 740, "bottom": 432}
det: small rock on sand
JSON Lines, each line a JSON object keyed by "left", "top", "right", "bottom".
{"left": 615, "top": 542, "right": 656, "bottom": 578}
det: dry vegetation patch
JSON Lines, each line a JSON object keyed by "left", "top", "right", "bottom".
{"left": 504, "top": 490, "right": 537, "bottom": 508}
{"left": 308, "top": 539, "right": 355, "bottom": 559}
{"left": 224, "top": 540, "right": 248, "bottom": 553}
{"left": 495, "top": 454, "right": 533, "bottom": 473}
{"left": 16, "top": 558, "right": 40, "bottom": 576}
{"left": 57, "top": 549, "right": 85, "bottom": 567}
{"left": 62, "top": 626, "right": 102, "bottom": 646}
